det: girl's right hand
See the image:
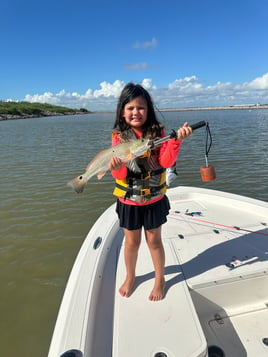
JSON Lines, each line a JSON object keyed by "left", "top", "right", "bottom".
{"left": 109, "top": 157, "right": 124, "bottom": 171}
{"left": 177, "top": 122, "right": 192, "bottom": 140}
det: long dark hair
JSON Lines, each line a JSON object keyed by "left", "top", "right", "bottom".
{"left": 113, "top": 83, "right": 163, "bottom": 138}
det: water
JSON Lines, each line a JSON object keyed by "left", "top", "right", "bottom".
{"left": 0, "top": 110, "right": 267, "bottom": 356}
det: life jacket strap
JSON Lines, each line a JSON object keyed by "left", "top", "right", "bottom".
{"left": 115, "top": 182, "right": 166, "bottom": 198}
{"left": 127, "top": 168, "right": 165, "bottom": 180}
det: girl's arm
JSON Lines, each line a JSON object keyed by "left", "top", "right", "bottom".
{"left": 158, "top": 138, "right": 181, "bottom": 168}
{"left": 159, "top": 123, "right": 192, "bottom": 168}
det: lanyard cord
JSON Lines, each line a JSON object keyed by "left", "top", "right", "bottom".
{"left": 205, "top": 122, "right": 213, "bottom": 167}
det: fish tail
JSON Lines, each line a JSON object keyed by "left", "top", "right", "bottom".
{"left": 67, "top": 174, "right": 87, "bottom": 193}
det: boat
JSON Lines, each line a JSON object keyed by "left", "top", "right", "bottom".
{"left": 48, "top": 186, "right": 268, "bottom": 357}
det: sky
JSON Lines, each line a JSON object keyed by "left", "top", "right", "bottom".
{"left": 1, "top": 0, "right": 268, "bottom": 111}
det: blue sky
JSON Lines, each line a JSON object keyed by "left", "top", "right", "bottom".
{"left": 1, "top": 0, "right": 268, "bottom": 110}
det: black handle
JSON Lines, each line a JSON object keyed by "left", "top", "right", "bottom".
{"left": 156, "top": 121, "right": 208, "bottom": 147}
{"left": 190, "top": 120, "right": 207, "bottom": 131}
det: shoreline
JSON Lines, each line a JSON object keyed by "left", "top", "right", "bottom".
{"left": 1, "top": 104, "right": 268, "bottom": 121}
{"left": 0, "top": 111, "right": 86, "bottom": 121}
{"left": 160, "top": 104, "right": 268, "bottom": 112}
{"left": 92, "top": 104, "right": 268, "bottom": 114}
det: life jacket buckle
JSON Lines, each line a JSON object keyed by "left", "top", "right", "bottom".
{"left": 141, "top": 171, "right": 151, "bottom": 180}
{"left": 140, "top": 188, "right": 151, "bottom": 196}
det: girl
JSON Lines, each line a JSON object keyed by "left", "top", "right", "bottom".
{"left": 109, "top": 83, "right": 192, "bottom": 301}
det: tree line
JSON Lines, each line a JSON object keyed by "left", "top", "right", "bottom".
{"left": 0, "top": 101, "right": 89, "bottom": 117}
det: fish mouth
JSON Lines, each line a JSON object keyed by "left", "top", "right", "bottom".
{"left": 67, "top": 179, "right": 85, "bottom": 193}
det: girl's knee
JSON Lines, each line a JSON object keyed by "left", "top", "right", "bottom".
{"left": 147, "top": 240, "right": 163, "bottom": 250}
{"left": 145, "top": 227, "right": 162, "bottom": 249}
{"left": 125, "top": 239, "right": 140, "bottom": 250}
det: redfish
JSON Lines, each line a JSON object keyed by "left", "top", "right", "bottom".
{"left": 68, "top": 138, "right": 150, "bottom": 193}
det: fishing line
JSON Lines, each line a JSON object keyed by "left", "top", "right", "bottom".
{"left": 169, "top": 211, "right": 268, "bottom": 236}
{"left": 154, "top": 105, "right": 216, "bottom": 182}
{"left": 154, "top": 104, "right": 167, "bottom": 128}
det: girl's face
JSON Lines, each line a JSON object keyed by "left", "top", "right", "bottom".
{"left": 122, "top": 96, "right": 148, "bottom": 132}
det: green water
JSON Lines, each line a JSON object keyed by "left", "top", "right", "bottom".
{"left": 0, "top": 110, "right": 267, "bottom": 356}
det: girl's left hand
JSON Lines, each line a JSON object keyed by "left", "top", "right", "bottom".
{"left": 177, "top": 122, "right": 192, "bottom": 140}
{"left": 109, "top": 157, "right": 124, "bottom": 171}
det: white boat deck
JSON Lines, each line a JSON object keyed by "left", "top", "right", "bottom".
{"left": 113, "top": 240, "right": 207, "bottom": 357}
{"left": 166, "top": 189, "right": 268, "bottom": 297}
{"left": 165, "top": 187, "right": 268, "bottom": 356}
{"left": 48, "top": 187, "right": 268, "bottom": 357}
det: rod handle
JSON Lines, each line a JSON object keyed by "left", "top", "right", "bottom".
{"left": 190, "top": 120, "right": 207, "bottom": 131}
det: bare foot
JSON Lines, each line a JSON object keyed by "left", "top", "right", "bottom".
{"left": 148, "top": 279, "right": 166, "bottom": 301}
{"left": 119, "top": 276, "right": 135, "bottom": 297}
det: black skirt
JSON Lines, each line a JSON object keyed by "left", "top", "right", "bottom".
{"left": 116, "top": 195, "right": 170, "bottom": 231}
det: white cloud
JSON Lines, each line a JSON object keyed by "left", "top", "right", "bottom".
{"left": 24, "top": 91, "right": 60, "bottom": 105}
{"left": 240, "top": 72, "right": 268, "bottom": 90}
{"left": 22, "top": 73, "right": 268, "bottom": 111}
{"left": 141, "top": 78, "right": 157, "bottom": 90}
{"left": 132, "top": 37, "right": 158, "bottom": 50}
{"left": 168, "top": 76, "right": 201, "bottom": 90}
{"left": 93, "top": 80, "right": 124, "bottom": 98}
{"left": 124, "top": 62, "right": 150, "bottom": 71}
{"left": 167, "top": 76, "right": 203, "bottom": 96}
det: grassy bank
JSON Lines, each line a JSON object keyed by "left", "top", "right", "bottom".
{"left": 0, "top": 101, "right": 90, "bottom": 120}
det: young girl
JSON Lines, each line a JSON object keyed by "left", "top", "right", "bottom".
{"left": 109, "top": 83, "right": 192, "bottom": 301}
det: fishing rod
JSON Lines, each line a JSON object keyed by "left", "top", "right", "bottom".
{"left": 151, "top": 120, "right": 216, "bottom": 182}
{"left": 151, "top": 120, "right": 207, "bottom": 148}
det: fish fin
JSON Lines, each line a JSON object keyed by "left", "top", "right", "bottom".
{"left": 97, "top": 171, "right": 106, "bottom": 180}
{"left": 125, "top": 152, "right": 133, "bottom": 161}
{"left": 139, "top": 150, "right": 150, "bottom": 158}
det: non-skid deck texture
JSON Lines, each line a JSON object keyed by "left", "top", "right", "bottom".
{"left": 113, "top": 239, "right": 207, "bottom": 357}
{"left": 210, "top": 310, "right": 268, "bottom": 357}
{"left": 166, "top": 195, "right": 268, "bottom": 289}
